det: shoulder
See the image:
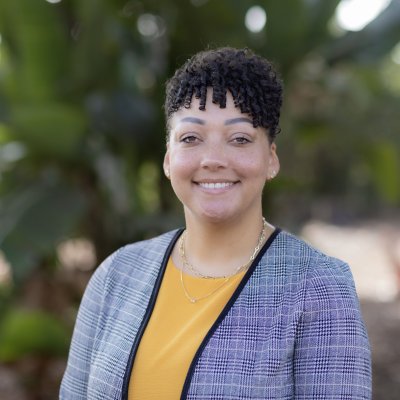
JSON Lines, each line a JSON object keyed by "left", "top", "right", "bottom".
{"left": 89, "top": 229, "right": 182, "bottom": 288}
{"left": 266, "top": 230, "right": 359, "bottom": 308}
{"left": 272, "top": 229, "right": 352, "bottom": 279}
{"left": 118, "top": 229, "right": 181, "bottom": 262}
{"left": 278, "top": 231, "right": 361, "bottom": 313}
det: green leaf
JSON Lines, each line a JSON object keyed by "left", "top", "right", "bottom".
{"left": 0, "top": 0, "right": 68, "bottom": 101}
{"left": 0, "top": 309, "right": 70, "bottom": 361}
{"left": 370, "top": 142, "right": 400, "bottom": 204}
{"left": 0, "top": 183, "right": 87, "bottom": 283}
{"left": 10, "top": 103, "right": 87, "bottom": 158}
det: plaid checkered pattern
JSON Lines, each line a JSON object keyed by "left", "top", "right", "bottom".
{"left": 60, "top": 230, "right": 371, "bottom": 399}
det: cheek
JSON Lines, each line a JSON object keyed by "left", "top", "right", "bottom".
{"left": 169, "top": 150, "right": 196, "bottom": 176}
{"left": 235, "top": 152, "right": 270, "bottom": 178}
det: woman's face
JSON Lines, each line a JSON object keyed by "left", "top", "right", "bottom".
{"left": 164, "top": 90, "right": 279, "bottom": 224}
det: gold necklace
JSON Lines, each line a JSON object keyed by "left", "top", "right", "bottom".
{"left": 179, "top": 218, "right": 267, "bottom": 303}
{"left": 180, "top": 269, "right": 230, "bottom": 304}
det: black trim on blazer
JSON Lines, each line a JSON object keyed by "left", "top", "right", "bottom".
{"left": 180, "top": 227, "right": 281, "bottom": 399}
{"left": 121, "top": 228, "right": 184, "bottom": 400}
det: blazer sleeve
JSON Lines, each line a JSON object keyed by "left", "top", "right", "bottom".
{"left": 59, "top": 250, "right": 119, "bottom": 399}
{"left": 293, "top": 257, "right": 372, "bottom": 399}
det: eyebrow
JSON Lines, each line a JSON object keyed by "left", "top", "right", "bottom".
{"left": 179, "top": 116, "right": 253, "bottom": 126}
{"left": 224, "top": 117, "right": 253, "bottom": 125}
{"left": 179, "top": 117, "right": 205, "bottom": 125}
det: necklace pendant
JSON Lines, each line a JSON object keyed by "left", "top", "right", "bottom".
{"left": 190, "top": 298, "right": 196, "bottom": 303}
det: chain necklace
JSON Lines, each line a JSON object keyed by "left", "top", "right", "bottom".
{"left": 179, "top": 218, "right": 267, "bottom": 303}
{"left": 179, "top": 270, "right": 230, "bottom": 304}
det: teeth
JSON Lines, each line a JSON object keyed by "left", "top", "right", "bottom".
{"left": 199, "top": 182, "right": 233, "bottom": 189}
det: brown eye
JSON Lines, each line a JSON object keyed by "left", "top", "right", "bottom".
{"left": 181, "top": 135, "right": 199, "bottom": 143}
{"left": 233, "top": 136, "right": 251, "bottom": 144}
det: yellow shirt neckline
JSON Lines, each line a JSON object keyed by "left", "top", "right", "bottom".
{"left": 128, "top": 257, "right": 246, "bottom": 399}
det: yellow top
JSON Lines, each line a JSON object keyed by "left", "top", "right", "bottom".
{"left": 128, "top": 257, "right": 246, "bottom": 399}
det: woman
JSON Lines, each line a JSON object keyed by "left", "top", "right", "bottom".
{"left": 60, "top": 47, "right": 371, "bottom": 399}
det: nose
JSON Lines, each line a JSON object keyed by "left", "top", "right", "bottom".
{"left": 199, "top": 143, "right": 228, "bottom": 171}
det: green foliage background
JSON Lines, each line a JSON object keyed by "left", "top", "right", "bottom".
{"left": 0, "top": 0, "right": 399, "bottom": 397}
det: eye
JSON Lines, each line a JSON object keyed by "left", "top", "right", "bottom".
{"left": 232, "top": 136, "right": 252, "bottom": 145}
{"left": 180, "top": 134, "right": 200, "bottom": 144}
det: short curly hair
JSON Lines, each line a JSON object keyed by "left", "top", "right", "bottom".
{"left": 164, "top": 47, "right": 283, "bottom": 141}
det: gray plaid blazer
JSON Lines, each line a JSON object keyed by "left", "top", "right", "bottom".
{"left": 60, "top": 229, "right": 371, "bottom": 399}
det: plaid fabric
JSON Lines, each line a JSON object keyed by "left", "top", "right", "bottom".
{"left": 60, "top": 230, "right": 371, "bottom": 399}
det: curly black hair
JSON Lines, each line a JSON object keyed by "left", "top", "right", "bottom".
{"left": 164, "top": 47, "right": 283, "bottom": 141}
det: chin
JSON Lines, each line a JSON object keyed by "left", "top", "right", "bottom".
{"left": 195, "top": 208, "right": 237, "bottom": 224}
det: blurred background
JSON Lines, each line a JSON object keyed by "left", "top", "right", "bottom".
{"left": 0, "top": 0, "right": 399, "bottom": 398}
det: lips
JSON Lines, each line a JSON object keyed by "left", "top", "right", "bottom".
{"left": 194, "top": 179, "right": 239, "bottom": 191}
{"left": 198, "top": 182, "right": 234, "bottom": 189}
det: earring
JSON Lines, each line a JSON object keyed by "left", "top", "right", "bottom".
{"left": 165, "top": 169, "right": 170, "bottom": 179}
{"left": 269, "top": 170, "right": 276, "bottom": 180}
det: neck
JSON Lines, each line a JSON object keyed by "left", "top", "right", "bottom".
{"left": 173, "top": 211, "right": 274, "bottom": 278}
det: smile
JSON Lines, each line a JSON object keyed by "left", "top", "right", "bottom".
{"left": 197, "top": 182, "right": 235, "bottom": 189}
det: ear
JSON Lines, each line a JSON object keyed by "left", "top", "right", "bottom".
{"left": 163, "top": 144, "right": 171, "bottom": 179}
{"left": 268, "top": 143, "right": 280, "bottom": 179}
